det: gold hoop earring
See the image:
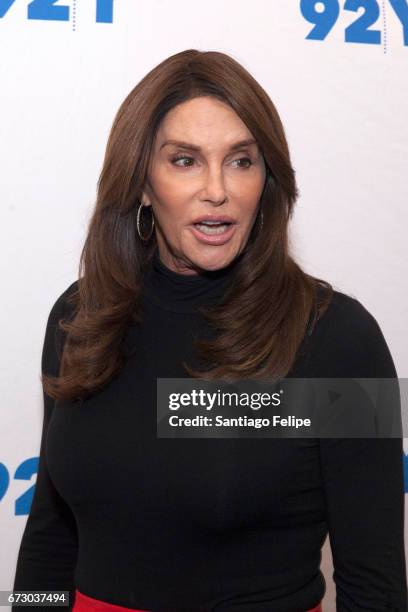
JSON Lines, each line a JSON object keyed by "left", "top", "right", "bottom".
{"left": 137, "top": 201, "right": 155, "bottom": 241}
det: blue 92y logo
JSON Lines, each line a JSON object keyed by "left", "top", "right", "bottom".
{"left": 0, "top": 0, "right": 114, "bottom": 23}
{"left": 0, "top": 458, "right": 39, "bottom": 516}
{"left": 301, "top": 0, "right": 408, "bottom": 46}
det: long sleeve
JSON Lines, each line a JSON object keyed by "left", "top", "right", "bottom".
{"left": 318, "top": 297, "right": 407, "bottom": 610}
{"left": 12, "top": 282, "right": 79, "bottom": 611}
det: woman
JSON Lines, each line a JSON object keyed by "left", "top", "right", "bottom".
{"left": 13, "top": 49, "right": 407, "bottom": 611}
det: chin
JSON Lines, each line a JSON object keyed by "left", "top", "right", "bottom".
{"left": 190, "top": 248, "right": 237, "bottom": 273}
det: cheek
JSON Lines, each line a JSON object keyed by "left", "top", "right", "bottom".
{"left": 232, "top": 171, "right": 265, "bottom": 197}
{"left": 154, "top": 196, "right": 192, "bottom": 230}
{"left": 241, "top": 206, "right": 260, "bottom": 229}
{"left": 237, "top": 190, "right": 263, "bottom": 216}
{"left": 153, "top": 171, "right": 195, "bottom": 208}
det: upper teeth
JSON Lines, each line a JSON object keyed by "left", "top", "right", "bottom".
{"left": 198, "top": 221, "right": 228, "bottom": 225}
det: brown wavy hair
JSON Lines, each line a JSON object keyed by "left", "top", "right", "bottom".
{"left": 43, "top": 48, "right": 333, "bottom": 402}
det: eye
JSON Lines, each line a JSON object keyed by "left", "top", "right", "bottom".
{"left": 232, "top": 157, "right": 253, "bottom": 169}
{"left": 171, "top": 155, "right": 194, "bottom": 167}
{"left": 170, "top": 155, "right": 253, "bottom": 169}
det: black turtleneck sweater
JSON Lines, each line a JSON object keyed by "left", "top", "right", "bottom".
{"left": 13, "top": 249, "right": 407, "bottom": 611}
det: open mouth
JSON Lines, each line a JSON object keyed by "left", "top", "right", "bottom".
{"left": 193, "top": 222, "right": 233, "bottom": 235}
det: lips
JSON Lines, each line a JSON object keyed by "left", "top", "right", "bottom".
{"left": 191, "top": 215, "right": 236, "bottom": 225}
{"left": 190, "top": 221, "right": 237, "bottom": 245}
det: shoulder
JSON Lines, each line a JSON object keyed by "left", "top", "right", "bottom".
{"left": 299, "top": 288, "right": 397, "bottom": 378}
{"left": 42, "top": 280, "right": 79, "bottom": 375}
{"left": 46, "top": 280, "right": 79, "bottom": 326}
{"left": 315, "top": 289, "right": 384, "bottom": 342}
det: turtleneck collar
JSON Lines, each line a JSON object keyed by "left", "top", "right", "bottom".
{"left": 143, "top": 247, "right": 236, "bottom": 314}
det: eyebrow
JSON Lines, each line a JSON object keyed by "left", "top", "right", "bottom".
{"left": 159, "top": 138, "right": 258, "bottom": 152}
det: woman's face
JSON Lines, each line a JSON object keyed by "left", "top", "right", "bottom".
{"left": 141, "top": 96, "right": 266, "bottom": 275}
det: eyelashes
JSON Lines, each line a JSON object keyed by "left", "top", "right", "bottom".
{"left": 170, "top": 154, "right": 253, "bottom": 169}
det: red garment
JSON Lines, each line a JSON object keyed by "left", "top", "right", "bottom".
{"left": 72, "top": 589, "right": 323, "bottom": 611}
{"left": 73, "top": 590, "right": 147, "bottom": 611}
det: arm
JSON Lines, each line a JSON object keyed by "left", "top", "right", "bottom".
{"left": 12, "top": 282, "right": 79, "bottom": 611}
{"left": 318, "top": 297, "right": 407, "bottom": 610}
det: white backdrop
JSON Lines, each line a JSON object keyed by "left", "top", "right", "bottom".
{"left": 1, "top": 1, "right": 407, "bottom": 610}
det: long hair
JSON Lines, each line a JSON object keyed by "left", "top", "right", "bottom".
{"left": 43, "top": 48, "right": 333, "bottom": 401}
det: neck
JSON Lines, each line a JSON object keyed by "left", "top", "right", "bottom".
{"left": 142, "top": 247, "right": 237, "bottom": 314}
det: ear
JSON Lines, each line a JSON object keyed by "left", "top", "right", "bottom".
{"left": 140, "top": 184, "right": 152, "bottom": 207}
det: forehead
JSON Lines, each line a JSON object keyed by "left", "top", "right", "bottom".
{"left": 155, "top": 96, "right": 254, "bottom": 147}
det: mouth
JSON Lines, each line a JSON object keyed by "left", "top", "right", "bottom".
{"left": 192, "top": 221, "right": 234, "bottom": 236}
{"left": 190, "top": 221, "right": 237, "bottom": 245}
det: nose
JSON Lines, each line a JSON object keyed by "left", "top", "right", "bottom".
{"left": 201, "top": 164, "right": 228, "bottom": 205}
